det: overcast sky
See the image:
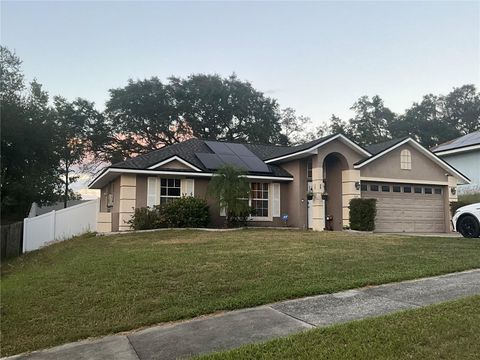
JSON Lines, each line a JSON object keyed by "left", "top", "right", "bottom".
{"left": 2, "top": 1, "right": 479, "bottom": 125}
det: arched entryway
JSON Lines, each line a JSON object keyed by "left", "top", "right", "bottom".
{"left": 323, "top": 153, "right": 348, "bottom": 230}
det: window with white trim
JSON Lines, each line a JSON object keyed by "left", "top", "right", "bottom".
{"left": 400, "top": 149, "right": 411, "bottom": 170}
{"left": 160, "top": 178, "right": 181, "bottom": 204}
{"left": 251, "top": 183, "right": 269, "bottom": 217}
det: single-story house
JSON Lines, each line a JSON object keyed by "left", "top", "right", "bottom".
{"left": 88, "top": 134, "right": 470, "bottom": 233}
{"left": 431, "top": 131, "right": 480, "bottom": 194}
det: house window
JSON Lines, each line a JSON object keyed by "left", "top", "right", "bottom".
{"left": 251, "top": 183, "right": 269, "bottom": 217}
{"left": 414, "top": 187, "right": 422, "bottom": 194}
{"left": 404, "top": 186, "right": 412, "bottom": 193}
{"left": 393, "top": 185, "right": 401, "bottom": 193}
{"left": 434, "top": 188, "right": 442, "bottom": 195}
{"left": 424, "top": 187, "right": 433, "bottom": 194}
{"left": 361, "top": 183, "right": 368, "bottom": 191}
{"left": 370, "top": 184, "right": 379, "bottom": 191}
{"left": 160, "top": 178, "right": 181, "bottom": 204}
{"left": 400, "top": 149, "right": 412, "bottom": 170}
{"left": 381, "top": 185, "right": 390, "bottom": 192}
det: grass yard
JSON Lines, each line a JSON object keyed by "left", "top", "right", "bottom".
{"left": 198, "top": 296, "right": 480, "bottom": 360}
{"left": 1, "top": 229, "right": 480, "bottom": 356}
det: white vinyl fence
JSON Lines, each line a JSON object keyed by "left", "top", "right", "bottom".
{"left": 23, "top": 199, "right": 99, "bottom": 252}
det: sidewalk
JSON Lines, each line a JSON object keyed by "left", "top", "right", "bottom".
{"left": 8, "top": 269, "right": 480, "bottom": 360}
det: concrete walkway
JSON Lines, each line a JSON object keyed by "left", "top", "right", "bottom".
{"left": 7, "top": 269, "right": 480, "bottom": 360}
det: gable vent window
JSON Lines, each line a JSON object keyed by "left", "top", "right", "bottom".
{"left": 400, "top": 149, "right": 412, "bottom": 170}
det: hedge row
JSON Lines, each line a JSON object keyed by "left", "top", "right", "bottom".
{"left": 128, "top": 196, "right": 210, "bottom": 230}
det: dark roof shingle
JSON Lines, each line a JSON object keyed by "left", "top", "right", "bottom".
{"left": 364, "top": 137, "right": 408, "bottom": 156}
{"left": 111, "top": 138, "right": 293, "bottom": 178}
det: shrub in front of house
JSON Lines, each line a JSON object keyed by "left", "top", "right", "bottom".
{"left": 349, "top": 198, "right": 377, "bottom": 231}
{"left": 128, "top": 207, "right": 164, "bottom": 230}
{"left": 450, "top": 193, "right": 480, "bottom": 215}
{"left": 128, "top": 197, "right": 210, "bottom": 230}
{"left": 450, "top": 201, "right": 470, "bottom": 216}
{"left": 162, "top": 196, "right": 210, "bottom": 228}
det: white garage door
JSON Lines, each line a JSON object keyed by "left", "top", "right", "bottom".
{"left": 361, "top": 182, "right": 446, "bottom": 233}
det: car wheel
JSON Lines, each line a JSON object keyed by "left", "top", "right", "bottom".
{"left": 457, "top": 215, "right": 480, "bottom": 238}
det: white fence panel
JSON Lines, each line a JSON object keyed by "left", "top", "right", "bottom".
{"left": 23, "top": 199, "right": 99, "bottom": 252}
{"left": 23, "top": 212, "right": 55, "bottom": 252}
{"left": 55, "top": 200, "right": 98, "bottom": 240}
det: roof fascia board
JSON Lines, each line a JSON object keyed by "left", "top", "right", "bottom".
{"left": 89, "top": 168, "right": 293, "bottom": 188}
{"left": 434, "top": 144, "right": 480, "bottom": 156}
{"left": 354, "top": 138, "right": 471, "bottom": 184}
{"left": 147, "top": 156, "right": 202, "bottom": 171}
{"left": 265, "top": 134, "right": 371, "bottom": 164}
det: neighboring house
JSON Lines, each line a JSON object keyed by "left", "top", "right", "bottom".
{"left": 431, "top": 131, "right": 480, "bottom": 194}
{"left": 28, "top": 200, "right": 89, "bottom": 218}
{"left": 88, "top": 134, "right": 470, "bottom": 233}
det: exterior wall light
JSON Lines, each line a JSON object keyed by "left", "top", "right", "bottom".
{"left": 355, "top": 181, "right": 361, "bottom": 190}
{"left": 451, "top": 187, "right": 457, "bottom": 195}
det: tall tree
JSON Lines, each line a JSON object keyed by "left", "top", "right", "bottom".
{"left": 326, "top": 114, "right": 351, "bottom": 137}
{"left": 52, "top": 97, "right": 104, "bottom": 207}
{"left": 441, "top": 84, "right": 480, "bottom": 135}
{"left": 1, "top": 46, "right": 63, "bottom": 220}
{"left": 172, "top": 74, "right": 285, "bottom": 144}
{"left": 348, "top": 95, "right": 395, "bottom": 146}
{"left": 105, "top": 77, "right": 186, "bottom": 159}
{"left": 104, "top": 74, "right": 287, "bottom": 161}
{"left": 389, "top": 94, "right": 454, "bottom": 148}
{"left": 279, "top": 107, "right": 313, "bottom": 145}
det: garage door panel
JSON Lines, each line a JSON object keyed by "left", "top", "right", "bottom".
{"left": 362, "top": 183, "right": 446, "bottom": 233}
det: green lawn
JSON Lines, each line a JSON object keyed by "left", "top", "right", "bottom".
{"left": 1, "top": 229, "right": 479, "bottom": 356}
{"left": 198, "top": 296, "right": 480, "bottom": 360}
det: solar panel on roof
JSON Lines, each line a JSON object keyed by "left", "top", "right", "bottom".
{"left": 225, "top": 143, "right": 256, "bottom": 157}
{"left": 198, "top": 141, "right": 272, "bottom": 173}
{"left": 239, "top": 156, "right": 271, "bottom": 172}
{"left": 205, "top": 141, "right": 235, "bottom": 155}
{"left": 196, "top": 153, "right": 225, "bottom": 170}
{"left": 218, "top": 154, "right": 249, "bottom": 170}
{"left": 434, "top": 131, "right": 480, "bottom": 152}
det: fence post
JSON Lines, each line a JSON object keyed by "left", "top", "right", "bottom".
{"left": 23, "top": 218, "right": 28, "bottom": 253}
{"left": 51, "top": 210, "right": 56, "bottom": 242}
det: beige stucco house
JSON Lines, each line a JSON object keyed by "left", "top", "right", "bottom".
{"left": 89, "top": 134, "right": 470, "bottom": 233}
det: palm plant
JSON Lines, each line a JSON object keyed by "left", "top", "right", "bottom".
{"left": 208, "top": 165, "right": 251, "bottom": 227}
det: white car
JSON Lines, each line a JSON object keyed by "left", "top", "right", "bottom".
{"left": 452, "top": 203, "right": 480, "bottom": 238}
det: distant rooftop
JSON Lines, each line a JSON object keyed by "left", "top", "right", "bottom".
{"left": 431, "top": 131, "right": 480, "bottom": 154}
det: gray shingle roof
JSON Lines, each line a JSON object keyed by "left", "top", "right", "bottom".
{"left": 364, "top": 137, "right": 408, "bottom": 155}
{"left": 256, "top": 134, "right": 339, "bottom": 161}
{"left": 431, "top": 131, "right": 480, "bottom": 153}
{"left": 110, "top": 139, "right": 293, "bottom": 178}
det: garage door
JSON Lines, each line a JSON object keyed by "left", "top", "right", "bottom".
{"left": 361, "top": 182, "right": 446, "bottom": 233}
